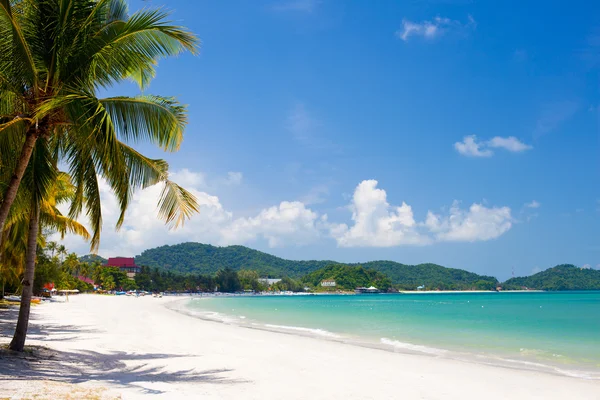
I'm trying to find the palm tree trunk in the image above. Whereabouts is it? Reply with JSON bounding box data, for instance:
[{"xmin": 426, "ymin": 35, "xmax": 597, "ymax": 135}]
[
  {"xmin": 0, "ymin": 130, "xmax": 38, "ymax": 235},
  {"xmin": 9, "ymin": 201, "xmax": 40, "ymax": 352}
]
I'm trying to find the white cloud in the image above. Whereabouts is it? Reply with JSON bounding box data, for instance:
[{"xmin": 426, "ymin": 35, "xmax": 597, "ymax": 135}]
[
  {"xmin": 582, "ymin": 264, "xmax": 592, "ymax": 269},
  {"xmin": 225, "ymin": 171, "xmax": 243, "ymax": 186},
  {"xmin": 223, "ymin": 201, "xmax": 323, "ymax": 248},
  {"xmin": 330, "ymin": 180, "xmax": 513, "ymax": 247},
  {"xmin": 55, "ymin": 174, "xmax": 514, "ymax": 255},
  {"xmin": 330, "ymin": 180, "xmax": 430, "ymax": 247},
  {"xmin": 300, "ymin": 184, "xmax": 330, "ymax": 205},
  {"xmin": 488, "ymin": 136, "xmax": 532, "ymax": 152},
  {"xmin": 455, "ymin": 135, "xmax": 532, "ymax": 157},
  {"xmin": 54, "ymin": 170, "xmax": 324, "ymax": 257},
  {"xmin": 425, "ymin": 201, "xmax": 513, "ymax": 242},
  {"xmin": 396, "ymin": 15, "xmax": 476, "ymax": 42},
  {"xmin": 454, "ymin": 135, "xmax": 493, "ymax": 157},
  {"xmin": 525, "ymin": 200, "xmax": 540, "ymax": 209},
  {"xmin": 272, "ymin": 0, "xmax": 320, "ymax": 13}
]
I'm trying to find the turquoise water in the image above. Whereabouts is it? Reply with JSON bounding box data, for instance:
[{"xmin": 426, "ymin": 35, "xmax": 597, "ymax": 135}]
[{"xmin": 185, "ymin": 292, "xmax": 600, "ymax": 378}]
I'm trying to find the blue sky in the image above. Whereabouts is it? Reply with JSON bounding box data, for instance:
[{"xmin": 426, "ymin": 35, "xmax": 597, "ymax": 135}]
[{"xmin": 66, "ymin": 0, "xmax": 600, "ymax": 280}]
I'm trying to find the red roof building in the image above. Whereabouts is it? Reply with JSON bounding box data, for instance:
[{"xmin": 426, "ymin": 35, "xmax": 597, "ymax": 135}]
[{"xmin": 106, "ymin": 257, "xmax": 141, "ymax": 278}]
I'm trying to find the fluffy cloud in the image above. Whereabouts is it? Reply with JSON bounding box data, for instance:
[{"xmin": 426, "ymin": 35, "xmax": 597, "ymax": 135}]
[
  {"xmin": 488, "ymin": 136, "xmax": 532, "ymax": 152},
  {"xmin": 396, "ymin": 15, "xmax": 476, "ymax": 41},
  {"xmin": 330, "ymin": 180, "xmax": 513, "ymax": 247},
  {"xmin": 454, "ymin": 135, "xmax": 493, "ymax": 157},
  {"xmin": 454, "ymin": 135, "xmax": 532, "ymax": 157},
  {"xmin": 525, "ymin": 200, "xmax": 540, "ymax": 209},
  {"xmin": 56, "ymin": 173, "xmax": 514, "ymax": 255},
  {"xmin": 225, "ymin": 171, "xmax": 243, "ymax": 185},
  {"xmin": 330, "ymin": 180, "xmax": 430, "ymax": 247},
  {"xmin": 222, "ymin": 201, "xmax": 323, "ymax": 248},
  {"xmin": 425, "ymin": 202, "xmax": 513, "ymax": 242},
  {"xmin": 54, "ymin": 170, "xmax": 323, "ymax": 257}
]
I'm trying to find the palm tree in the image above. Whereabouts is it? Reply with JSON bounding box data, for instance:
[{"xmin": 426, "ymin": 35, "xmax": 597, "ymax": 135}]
[
  {"xmin": 0, "ymin": 0, "xmax": 199, "ymax": 243},
  {"xmin": 63, "ymin": 253, "xmax": 80, "ymax": 276},
  {"xmin": 1, "ymin": 165, "xmax": 90, "ymax": 350},
  {"xmin": 2, "ymin": 0, "xmax": 201, "ymax": 352},
  {"xmin": 46, "ymin": 241, "xmax": 57, "ymax": 258},
  {"xmin": 57, "ymin": 245, "xmax": 67, "ymax": 265},
  {"xmin": 0, "ymin": 172, "xmax": 89, "ymax": 290},
  {"xmin": 79, "ymin": 262, "xmax": 90, "ymax": 279}
]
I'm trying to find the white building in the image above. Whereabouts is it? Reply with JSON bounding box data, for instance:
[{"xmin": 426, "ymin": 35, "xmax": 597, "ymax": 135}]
[
  {"xmin": 258, "ymin": 278, "xmax": 282, "ymax": 286},
  {"xmin": 321, "ymin": 279, "xmax": 336, "ymax": 287}
]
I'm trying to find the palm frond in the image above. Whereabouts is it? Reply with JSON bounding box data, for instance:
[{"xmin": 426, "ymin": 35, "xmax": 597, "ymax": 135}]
[
  {"xmin": 0, "ymin": 0, "xmax": 39, "ymax": 91},
  {"xmin": 157, "ymin": 180, "xmax": 199, "ymax": 229},
  {"xmin": 100, "ymin": 95, "xmax": 187, "ymax": 151}
]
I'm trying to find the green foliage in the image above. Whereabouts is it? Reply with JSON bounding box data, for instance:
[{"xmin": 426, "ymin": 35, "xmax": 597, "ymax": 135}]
[
  {"xmin": 238, "ymin": 269, "xmax": 265, "ymax": 292},
  {"xmin": 303, "ymin": 264, "xmax": 392, "ymax": 291},
  {"xmin": 503, "ymin": 265, "xmax": 600, "ymax": 291},
  {"xmin": 215, "ymin": 268, "xmax": 242, "ymax": 293},
  {"xmin": 135, "ymin": 242, "xmax": 333, "ymax": 277},
  {"xmin": 134, "ymin": 265, "xmax": 215, "ymax": 292},
  {"xmin": 55, "ymin": 271, "xmax": 93, "ymax": 292},
  {"xmin": 134, "ymin": 243, "xmax": 498, "ymax": 290},
  {"xmin": 271, "ymin": 277, "xmax": 304, "ymax": 292},
  {"xmin": 32, "ymin": 250, "xmax": 60, "ymax": 294},
  {"xmin": 363, "ymin": 261, "xmax": 498, "ymax": 291},
  {"xmin": 79, "ymin": 254, "xmax": 107, "ymax": 265},
  {"xmin": 99, "ymin": 267, "xmax": 129, "ymax": 290}
]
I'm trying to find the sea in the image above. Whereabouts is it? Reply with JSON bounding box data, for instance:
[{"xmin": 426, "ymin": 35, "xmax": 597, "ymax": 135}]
[{"xmin": 183, "ymin": 291, "xmax": 600, "ymax": 379}]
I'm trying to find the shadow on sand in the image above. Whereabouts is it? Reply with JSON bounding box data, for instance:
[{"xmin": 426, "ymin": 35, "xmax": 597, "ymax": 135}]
[{"xmin": 0, "ymin": 306, "xmax": 242, "ymax": 395}]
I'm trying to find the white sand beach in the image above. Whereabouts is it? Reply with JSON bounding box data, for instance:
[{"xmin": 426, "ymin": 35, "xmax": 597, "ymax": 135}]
[{"xmin": 1, "ymin": 294, "xmax": 598, "ymax": 399}]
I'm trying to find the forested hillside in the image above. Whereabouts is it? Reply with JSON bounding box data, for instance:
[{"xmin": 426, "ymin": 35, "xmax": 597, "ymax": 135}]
[
  {"xmin": 503, "ymin": 265, "xmax": 600, "ymax": 291},
  {"xmin": 135, "ymin": 242, "xmax": 332, "ymax": 277},
  {"xmin": 133, "ymin": 242, "xmax": 498, "ymax": 289},
  {"xmin": 303, "ymin": 264, "xmax": 392, "ymax": 291},
  {"xmin": 78, "ymin": 254, "xmax": 107, "ymax": 265},
  {"xmin": 361, "ymin": 261, "xmax": 498, "ymax": 290}
]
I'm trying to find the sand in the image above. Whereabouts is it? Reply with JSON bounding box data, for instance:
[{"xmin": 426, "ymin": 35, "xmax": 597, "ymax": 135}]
[{"xmin": 1, "ymin": 294, "xmax": 598, "ymax": 399}]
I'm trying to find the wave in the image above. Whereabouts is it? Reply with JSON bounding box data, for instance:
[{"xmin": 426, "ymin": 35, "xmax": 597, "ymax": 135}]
[
  {"xmin": 380, "ymin": 338, "xmax": 448, "ymax": 356},
  {"xmin": 264, "ymin": 324, "xmax": 342, "ymax": 338}
]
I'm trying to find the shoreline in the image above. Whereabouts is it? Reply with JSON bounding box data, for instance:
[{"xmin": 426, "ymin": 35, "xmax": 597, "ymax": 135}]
[
  {"xmin": 1, "ymin": 294, "xmax": 599, "ymax": 399},
  {"xmin": 179, "ymin": 297, "xmax": 599, "ymax": 380}
]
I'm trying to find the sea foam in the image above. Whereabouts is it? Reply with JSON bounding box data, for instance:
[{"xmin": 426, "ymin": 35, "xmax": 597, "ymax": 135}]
[
  {"xmin": 381, "ymin": 338, "xmax": 448, "ymax": 356},
  {"xmin": 264, "ymin": 324, "xmax": 342, "ymax": 338}
]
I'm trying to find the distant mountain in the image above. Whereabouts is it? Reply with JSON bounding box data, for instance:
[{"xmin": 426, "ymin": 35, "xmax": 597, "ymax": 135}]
[
  {"xmin": 135, "ymin": 242, "xmax": 333, "ymax": 277},
  {"xmin": 360, "ymin": 261, "xmax": 498, "ymax": 290},
  {"xmin": 134, "ymin": 242, "xmax": 498, "ymax": 290},
  {"xmin": 79, "ymin": 254, "xmax": 107, "ymax": 265},
  {"xmin": 503, "ymin": 264, "xmax": 600, "ymax": 291}
]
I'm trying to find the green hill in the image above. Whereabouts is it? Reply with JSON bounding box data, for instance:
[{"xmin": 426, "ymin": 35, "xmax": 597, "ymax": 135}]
[
  {"xmin": 78, "ymin": 254, "xmax": 107, "ymax": 265},
  {"xmin": 303, "ymin": 264, "xmax": 392, "ymax": 291},
  {"xmin": 134, "ymin": 242, "xmax": 498, "ymax": 290},
  {"xmin": 135, "ymin": 242, "xmax": 332, "ymax": 277},
  {"xmin": 360, "ymin": 261, "xmax": 498, "ymax": 290},
  {"xmin": 503, "ymin": 264, "xmax": 600, "ymax": 291}
]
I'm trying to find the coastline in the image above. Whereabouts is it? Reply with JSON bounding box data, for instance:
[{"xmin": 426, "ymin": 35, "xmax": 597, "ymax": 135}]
[{"xmin": 1, "ymin": 295, "xmax": 598, "ymax": 399}]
